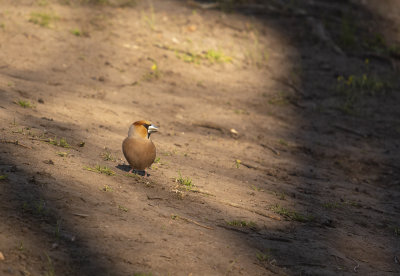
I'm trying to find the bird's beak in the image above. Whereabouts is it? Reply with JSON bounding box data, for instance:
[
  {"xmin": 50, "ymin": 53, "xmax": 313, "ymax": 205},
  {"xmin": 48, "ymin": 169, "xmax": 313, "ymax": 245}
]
[{"xmin": 148, "ymin": 124, "xmax": 159, "ymax": 134}]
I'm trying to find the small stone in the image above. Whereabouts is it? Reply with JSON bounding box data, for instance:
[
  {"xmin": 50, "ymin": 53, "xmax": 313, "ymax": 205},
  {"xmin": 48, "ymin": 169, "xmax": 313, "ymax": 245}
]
[
  {"xmin": 0, "ymin": 251, "xmax": 5, "ymax": 261},
  {"xmin": 38, "ymin": 98, "xmax": 44, "ymax": 104}
]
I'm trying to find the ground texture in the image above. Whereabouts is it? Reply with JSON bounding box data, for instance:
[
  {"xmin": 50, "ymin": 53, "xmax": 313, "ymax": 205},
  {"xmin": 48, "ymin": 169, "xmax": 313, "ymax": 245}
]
[{"xmin": 0, "ymin": 0, "xmax": 400, "ymax": 275}]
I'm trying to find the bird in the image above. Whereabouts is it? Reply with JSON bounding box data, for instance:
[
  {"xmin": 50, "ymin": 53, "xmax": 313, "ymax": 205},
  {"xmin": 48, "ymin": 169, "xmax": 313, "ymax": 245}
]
[{"xmin": 122, "ymin": 120, "xmax": 158, "ymax": 176}]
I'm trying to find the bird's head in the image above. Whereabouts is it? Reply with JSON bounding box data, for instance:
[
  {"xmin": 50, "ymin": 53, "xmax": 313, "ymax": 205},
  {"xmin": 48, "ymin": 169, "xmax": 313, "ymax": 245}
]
[{"xmin": 128, "ymin": 120, "xmax": 159, "ymax": 139}]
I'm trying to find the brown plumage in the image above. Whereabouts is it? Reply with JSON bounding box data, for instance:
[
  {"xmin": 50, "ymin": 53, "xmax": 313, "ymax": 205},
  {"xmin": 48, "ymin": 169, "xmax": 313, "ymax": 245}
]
[{"xmin": 122, "ymin": 120, "xmax": 158, "ymax": 174}]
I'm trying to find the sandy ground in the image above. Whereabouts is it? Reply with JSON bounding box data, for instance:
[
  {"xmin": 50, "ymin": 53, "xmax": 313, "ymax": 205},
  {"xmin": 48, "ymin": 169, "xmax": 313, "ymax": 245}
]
[{"xmin": 0, "ymin": 0, "xmax": 399, "ymax": 275}]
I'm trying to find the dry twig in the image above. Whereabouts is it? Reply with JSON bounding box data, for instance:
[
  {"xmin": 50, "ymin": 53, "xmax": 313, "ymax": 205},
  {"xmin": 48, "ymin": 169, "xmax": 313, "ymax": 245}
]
[
  {"xmin": 261, "ymin": 144, "xmax": 280, "ymax": 156},
  {"xmin": 173, "ymin": 214, "xmax": 214, "ymax": 230}
]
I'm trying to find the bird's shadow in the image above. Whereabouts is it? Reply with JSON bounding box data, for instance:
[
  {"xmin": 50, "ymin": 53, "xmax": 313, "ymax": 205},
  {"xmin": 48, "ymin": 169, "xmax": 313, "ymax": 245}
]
[{"xmin": 115, "ymin": 164, "xmax": 148, "ymax": 176}]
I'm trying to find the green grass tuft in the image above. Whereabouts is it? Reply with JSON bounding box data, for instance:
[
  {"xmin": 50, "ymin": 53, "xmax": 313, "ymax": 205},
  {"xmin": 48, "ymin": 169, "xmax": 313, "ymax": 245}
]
[
  {"xmin": 29, "ymin": 12, "xmax": 59, "ymax": 27},
  {"xmin": 0, "ymin": 175, "xmax": 8, "ymax": 180},
  {"xmin": 84, "ymin": 165, "xmax": 115, "ymax": 176},
  {"xmin": 256, "ymin": 251, "xmax": 271, "ymax": 263},
  {"xmin": 17, "ymin": 100, "xmax": 33, "ymax": 108},
  {"xmin": 227, "ymin": 220, "xmax": 256, "ymax": 228},
  {"xmin": 102, "ymin": 185, "xmax": 113, "ymax": 192},
  {"xmin": 118, "ymin": 205, "xmax": 128, "ymax": 212},
  {"xmin": 204, "ymin": 49, "xmax": 232, "ymax": 63},
  {"xmin": 323, "ymin": 202, "xmax": 341, "ymax": 209},
  {"xmin": 336, "ymin": 73, "xmax": 390, "ymax": 114},
  {"xmin": 176, "ymin": 172, "xmax": 193, "ymax": 190},
  {"xmin": 271, "ymin": 204, "xmax": 312, "ymax": 222},
  {"xmin": 101, "ymin": 151, "xmax": 115, "ymax": 161},
  {"xmin": 71, "ymin": 28, "xmax": 81, "ymax": 36},
  {"xmin": 48, "ymin": 137, "xmax": 70, "ymax": 148}
]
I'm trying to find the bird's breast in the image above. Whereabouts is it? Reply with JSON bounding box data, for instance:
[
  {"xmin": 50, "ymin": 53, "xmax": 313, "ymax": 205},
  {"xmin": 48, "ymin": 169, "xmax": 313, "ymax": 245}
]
[{"xmin": 122, "ymin": 137, "xmax": 156, "ymax": 170}]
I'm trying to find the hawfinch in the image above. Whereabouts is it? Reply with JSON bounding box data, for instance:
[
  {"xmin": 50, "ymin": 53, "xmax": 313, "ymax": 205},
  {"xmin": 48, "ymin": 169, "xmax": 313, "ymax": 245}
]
[{"xmin": 122, "ymin": 120, "xmax": 158, "ymax": 175}]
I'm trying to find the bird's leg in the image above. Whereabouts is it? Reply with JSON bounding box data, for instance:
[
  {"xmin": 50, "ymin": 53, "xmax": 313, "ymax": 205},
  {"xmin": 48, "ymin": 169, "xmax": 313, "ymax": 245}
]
[{"xmin": 128, "ymin": 168, "xmax": 134, "ymax": 174}]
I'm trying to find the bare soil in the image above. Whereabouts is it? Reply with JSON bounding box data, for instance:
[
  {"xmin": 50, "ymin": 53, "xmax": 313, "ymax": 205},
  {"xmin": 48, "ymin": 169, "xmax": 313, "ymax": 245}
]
[{"xmin": 0, "ymin": 0, "xmax": 399, "ymax": 275}]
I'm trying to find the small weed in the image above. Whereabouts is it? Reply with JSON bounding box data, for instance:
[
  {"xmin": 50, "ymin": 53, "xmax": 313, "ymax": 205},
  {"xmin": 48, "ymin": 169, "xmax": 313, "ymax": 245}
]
[
  {"xmin": 84, "ymin": 165, "xmax": 115, "ymax": 176},
  {"xmin": 363, "ymin": 33, "xmax": 400, "ymax": 56},
  {"xmin": 36, "ymin": 199, "xmax": 45, "ymax": 214},
  {"xmin": 142, "ymin": 61, "xmax": 160, "ymax": 81},
  {"xmin": 12, "ymin": 128, "xmax": 24, "ymax": 134},
  {"xmin": 143, "ymin": 3, "xmax": 156, "ymax": 30},
  {"xmin": 17, "ymin": 242, "xmax": 24, "ymax": 251},
  {"xmin": 49, "ymin": 137, "xmax": 70, "ymax": 148},
  {"xmin": 29, "ymin": 12, "xmax": 59, "ymax": 28},
  {"xmin": 17, "ymin": 100, "xmax": 33, "ymax": 108},
  {"xmin": 278, "ymin": 139, "xmax": 288, "ymax": 146},
  {"xmin": 345, "ymin": 200, "xmax": 361, "ymax": 208},
  {"xmin": 256, "ymin": 251, "xmax": 271, "ymax": 263},
  {"xmin": 59, "ymin": 138, "xmax": 69, "ymax": 148},
  {"xmin": 101, "ymin": 151, "xmax": 115, "ymax": 161},
  {"xmin": 0, "ymin": 23, "xmax": 5, "ymax": 29},
  {"xmin": 394, "ymin": 227, "xmax": 400, "ymax": 236},
  {"xmin": 173, "ymin": 47, "xmax": 232, "ymax": 65},
  {"xmin": 234, "ymin": 109, "xmax": 249, "ymax": 115},
  {"xmin": 102, "ymin": 185, "xmax": 113, "ymax": 192},
  {"xmin": 336, "ymin": 73, "xmax": 390, "ymax": 114},
  {"xmin": 57, "ymin": 152, "xmax": 68, "ymax": 157},
  {"xmin": 118, "ymin": 205, "xmax": 128, "ymax": 212},
  {"xmin": 274, "ymin": 191, "xmax": 286, "ymax": 200},
  {"xmin": 176, "ymin": 51, "xmax": 201, "ymax": 64},
  {"xmin": 154, "ymin": 157, "xmax": 161, "ymax": 163},
  {"xmin": 204, "ymin": 49, "xmax": 232, "ymax": 63},
  {"xmin": 271, "ymin": 204, "xmax": 311, "ymax": 222},
  {"xmin": 0, "ymin": 174, "xmax": 8, "ymax": 180},
  {"xmin": 323, "ymin": 202, "xmax": 341, "ymax": 209},
  {"xmin": 268, "ymin": 92, "xmax": 290, "ymax": 105},
  {"xmin": 251, "ymin": 185, "xmax": 263, "ymax": 192},
  {"xmin": 71, "ymin": 28, "xmax": 81, "ymax": 36},
  {"xmin": 44, "ymin": 253, "xmax": 55, "ymax": 276},
  {"xmin": 176, "ymin": 172, "xmax": 193, "ymax": 190},
  {"xmin": 227, "ymin": 220, "xmax": 257, "ymax": 228},
  {"xmin": 235, "ymin": 159, "xmax": 241, "ymax": 168}
]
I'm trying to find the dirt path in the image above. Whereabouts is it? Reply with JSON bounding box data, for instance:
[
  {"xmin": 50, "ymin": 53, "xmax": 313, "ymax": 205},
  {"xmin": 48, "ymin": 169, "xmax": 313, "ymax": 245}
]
[{"xmin": 0, "ymin": 0, "xmax": 399, "ymax": 275}]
